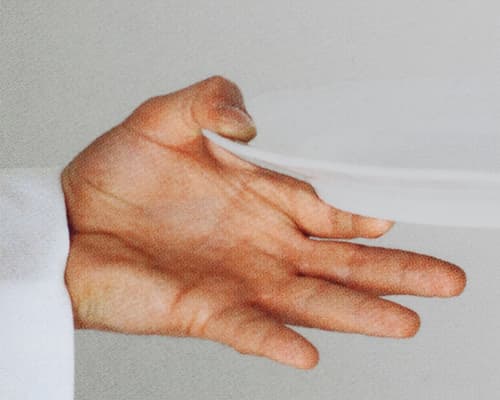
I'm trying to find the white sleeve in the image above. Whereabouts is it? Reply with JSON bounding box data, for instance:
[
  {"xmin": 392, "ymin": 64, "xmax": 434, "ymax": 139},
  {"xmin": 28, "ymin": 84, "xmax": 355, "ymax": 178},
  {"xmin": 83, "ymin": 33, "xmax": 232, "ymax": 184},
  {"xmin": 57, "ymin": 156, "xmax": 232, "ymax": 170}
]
[{"xmin": 0, "ymin": 167, "xmax": 74, "ymax": 400}]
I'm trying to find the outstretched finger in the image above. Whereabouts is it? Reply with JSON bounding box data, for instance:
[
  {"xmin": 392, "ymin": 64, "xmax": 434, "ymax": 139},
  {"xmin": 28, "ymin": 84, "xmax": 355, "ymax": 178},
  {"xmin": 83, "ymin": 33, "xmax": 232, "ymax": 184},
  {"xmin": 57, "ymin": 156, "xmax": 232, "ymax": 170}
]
[
  {"xmin": 248, "ymin": 171, "xmax": 394, "ymax": 239},
  {"xmin": 200, "ymin": 305, "xmax": 319, "ymax": 369},
  {"xmin": 297, "ymin": 240, "xmax": 466, "ymax": 297},
  {"xmin": 259, "ymin": 276, "xmax": 421, "ymax": 338}
]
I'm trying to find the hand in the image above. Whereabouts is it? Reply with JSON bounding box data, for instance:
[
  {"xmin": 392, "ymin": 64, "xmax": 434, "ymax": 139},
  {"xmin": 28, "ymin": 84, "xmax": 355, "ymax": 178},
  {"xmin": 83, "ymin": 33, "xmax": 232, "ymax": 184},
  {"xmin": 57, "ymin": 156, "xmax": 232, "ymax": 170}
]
[{"xmin": 62, "ymin": 76, "xmax": 466, "ymax": 369}]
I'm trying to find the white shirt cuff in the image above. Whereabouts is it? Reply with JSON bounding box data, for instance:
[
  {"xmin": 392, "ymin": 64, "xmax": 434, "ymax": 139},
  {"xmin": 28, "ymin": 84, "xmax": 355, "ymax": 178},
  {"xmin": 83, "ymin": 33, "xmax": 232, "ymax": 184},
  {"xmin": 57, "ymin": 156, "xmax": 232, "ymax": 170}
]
[{"xmin": 0, "ymin": 167, "xmax": 74, "ymax": 399}]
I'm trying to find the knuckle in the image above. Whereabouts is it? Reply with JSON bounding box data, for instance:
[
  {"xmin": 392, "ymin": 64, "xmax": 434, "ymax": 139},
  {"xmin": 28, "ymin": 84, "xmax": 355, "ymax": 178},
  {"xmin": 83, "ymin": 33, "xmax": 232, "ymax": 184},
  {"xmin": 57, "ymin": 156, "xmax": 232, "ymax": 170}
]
[
  {"xmin": 232, "ymin": 312, "xmax": 266, "ymax": 352},
  {"xmin": 290, "ymin": 236, "xmax": 317, "ymax": 269},
  {"xmin": 135, "ymin": 95, "xmax": 158, "ymax": 110},
  {"xmin": 168, "ymin": 284, "xmax": 195, "ymax": 316},
  {"xmin": 325, "ymin": 205, "xmax": 344, "ymax": 228},
  {"xmin": 255, "ymin": 273, "xmax": 293, "ymax": 305},
  {"xmin": 343, "ymin": 243, "xmax": 370, "ymax": 266},
  {"xmin": 292, "ymin": 181, "xmax": 321, "ymax": 211},
  {"xmin": 293, "ymin": 179, "xmax": 317, "ymax": 197},
  {"xmin": 253, "ymin": 324, "xmax": 277, "ymax": 356},
  {"xmin": 141, "ymin": 95, "xmax": 167, "ymax": 114},
  {"xmin": 124, "ymin": 95, "xmax": 164, "ymax": 127},
  {"xmin": 205, "ymin": 75, "xmax": 241, "ymax": 96},
  {"xmin": 144, "ymin": 94, "xmax": 162, "ymax": 105},
  {"xmin": 207, "ymin": 74, "xmax": 230, "ymax": 86},
  {"xmin": 297, "ymin": 280, "xmax": 330, "ymax": 311},
  {"xmin": 265, "ymin": 172, "xmax": 319, "ymax": 210},
  {"xmin": 351, "ymin": 295, "xmax": 378, "ymax": 318},
  {"xmin": 188, "ymin": 299, "xmax": 230, "ymax": 338},
  {"xmin": 396, "ymin": 253, "xmax": 413, "ymax": 286},
  {"xmin": 194, "ymin": 306, "xmax": 226, "ymax": 338}
]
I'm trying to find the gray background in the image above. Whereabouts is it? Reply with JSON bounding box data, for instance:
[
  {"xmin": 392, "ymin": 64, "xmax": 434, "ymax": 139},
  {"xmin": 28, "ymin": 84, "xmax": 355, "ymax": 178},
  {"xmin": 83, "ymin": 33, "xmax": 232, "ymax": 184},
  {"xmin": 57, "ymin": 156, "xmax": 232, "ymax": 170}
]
[{"xmin": 2, "ymin": 1, "xmax": 500, "ymax": 399}]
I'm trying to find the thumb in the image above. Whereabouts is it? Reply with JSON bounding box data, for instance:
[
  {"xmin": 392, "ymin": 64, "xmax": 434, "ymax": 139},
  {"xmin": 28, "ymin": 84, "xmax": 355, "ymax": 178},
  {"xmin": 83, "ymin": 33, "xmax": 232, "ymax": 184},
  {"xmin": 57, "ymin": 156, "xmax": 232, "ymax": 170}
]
[{"xmin": 122, "ymin": 75, "xmax": 257, "ymax": 147}]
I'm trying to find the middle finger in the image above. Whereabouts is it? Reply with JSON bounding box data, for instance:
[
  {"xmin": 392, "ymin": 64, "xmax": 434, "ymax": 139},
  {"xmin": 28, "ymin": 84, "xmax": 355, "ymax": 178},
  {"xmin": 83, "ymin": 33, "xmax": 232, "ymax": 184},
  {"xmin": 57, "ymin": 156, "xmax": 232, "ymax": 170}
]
[{"xmin": 295, "ymin": 239, "xmax": 466, "ymax": 297}]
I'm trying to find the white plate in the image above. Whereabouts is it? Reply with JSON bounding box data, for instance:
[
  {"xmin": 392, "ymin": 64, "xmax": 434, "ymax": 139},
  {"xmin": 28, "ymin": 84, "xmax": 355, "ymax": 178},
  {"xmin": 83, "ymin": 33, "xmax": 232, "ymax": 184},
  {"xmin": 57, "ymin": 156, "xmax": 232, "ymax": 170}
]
[{"xmin": 203, "ymin": 77, "xmax": 500, "ymax": 228}]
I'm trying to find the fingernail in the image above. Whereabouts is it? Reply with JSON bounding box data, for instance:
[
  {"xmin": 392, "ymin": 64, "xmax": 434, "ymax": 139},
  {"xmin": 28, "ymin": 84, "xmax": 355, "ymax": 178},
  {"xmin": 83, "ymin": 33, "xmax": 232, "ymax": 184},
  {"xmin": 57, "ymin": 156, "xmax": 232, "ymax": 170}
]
[
  {"xmin": 373, "ymin": 219, "xmax": 394, "ymax": 232},
  {"xmin": 230, "ymin": 106, "xmax": 255, "ymax": 124},
  {"xmin": 221, "ymin": 106, "xmax": 257, "ymax": 141}
]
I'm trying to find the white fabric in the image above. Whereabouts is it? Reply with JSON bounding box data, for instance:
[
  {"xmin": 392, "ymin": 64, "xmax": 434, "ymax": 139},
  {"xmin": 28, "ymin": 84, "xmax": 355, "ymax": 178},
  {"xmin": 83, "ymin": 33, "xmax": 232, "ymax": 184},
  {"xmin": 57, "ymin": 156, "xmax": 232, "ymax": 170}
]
[{"xmin": 0, "ymin": 167, "xmax": 74, "ymax": 399}]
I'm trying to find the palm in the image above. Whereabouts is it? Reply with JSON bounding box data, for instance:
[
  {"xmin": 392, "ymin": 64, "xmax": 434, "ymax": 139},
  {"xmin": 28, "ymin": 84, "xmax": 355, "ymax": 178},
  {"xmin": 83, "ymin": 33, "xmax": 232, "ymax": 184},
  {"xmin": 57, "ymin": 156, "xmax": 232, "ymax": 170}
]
[{"xmin": 62, "ymin": 76, "xmax": 466, "ymax": 369}]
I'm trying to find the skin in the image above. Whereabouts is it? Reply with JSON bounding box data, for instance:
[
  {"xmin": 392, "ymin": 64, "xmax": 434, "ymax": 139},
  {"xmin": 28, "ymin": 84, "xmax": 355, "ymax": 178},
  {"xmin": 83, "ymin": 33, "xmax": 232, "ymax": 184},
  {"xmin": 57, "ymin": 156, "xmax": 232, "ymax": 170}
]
[{"xmin": 62, "ymin": 75, "xmax": 466, "ymax": 370}]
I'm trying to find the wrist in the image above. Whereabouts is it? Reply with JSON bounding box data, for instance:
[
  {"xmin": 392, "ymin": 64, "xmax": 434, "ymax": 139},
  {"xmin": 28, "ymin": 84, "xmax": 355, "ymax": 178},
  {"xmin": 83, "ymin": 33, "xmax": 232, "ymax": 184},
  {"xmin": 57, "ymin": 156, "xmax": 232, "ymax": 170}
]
[{"xmin": 61, "ymin": 166, "xmax": 84, "ymax": 329}]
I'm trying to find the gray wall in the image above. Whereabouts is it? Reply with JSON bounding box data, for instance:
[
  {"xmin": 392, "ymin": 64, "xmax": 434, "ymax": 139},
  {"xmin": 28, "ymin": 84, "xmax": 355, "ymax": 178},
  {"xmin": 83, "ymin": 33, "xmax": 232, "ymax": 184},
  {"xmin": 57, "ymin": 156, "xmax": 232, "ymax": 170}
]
[{"xmin": 2, "ymin": 1, "xmax": 500, "ymax": 399}]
